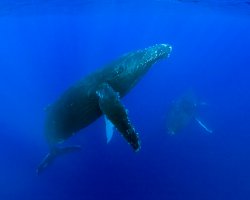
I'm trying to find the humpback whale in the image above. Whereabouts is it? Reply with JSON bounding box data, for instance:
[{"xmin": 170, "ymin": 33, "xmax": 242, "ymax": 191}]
[
  {"xmin": 166, "ymin": 90, "xmax": 212, "ymax": 135},
  {"xmin": 37, "ymin": 44, "xmax": 172, "ymax": 174}
]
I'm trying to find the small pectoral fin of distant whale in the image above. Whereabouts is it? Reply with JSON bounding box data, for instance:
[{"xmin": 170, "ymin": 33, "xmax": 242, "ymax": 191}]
[
  {"xmin": 105, "ymin": 115, "xmax": 114, "ymax": 143},
  {"xmin": 195, "ymin": 118, "xmax": 213, "ymax": 134},
  {"xmin": 96, "ymin": 83, "xmax": 141, "ymax": 151},
  {"xmin": 36, "ymin": 145, "xmax": 81, "ymax": 175}
]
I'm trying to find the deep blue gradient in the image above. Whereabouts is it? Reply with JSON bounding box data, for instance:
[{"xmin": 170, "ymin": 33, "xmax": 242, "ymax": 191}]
[{"xmin": 0, "ymin": 1, "xmax": 250, "ymax": 200}]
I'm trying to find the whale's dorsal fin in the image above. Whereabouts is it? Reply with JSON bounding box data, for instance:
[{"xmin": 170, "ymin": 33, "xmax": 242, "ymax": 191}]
[
  {"xmin": 96, "ymin": 83, "xmax": 141, "ymax": 151},
  {"xmin": 104, "ymin": 115, "xmax": 114, "ymax": 143}
]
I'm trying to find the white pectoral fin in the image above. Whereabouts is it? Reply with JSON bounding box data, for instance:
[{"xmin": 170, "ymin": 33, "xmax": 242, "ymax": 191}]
[
  {"xmin": 105, "ymin": 115, "xmax": 114, "ymax": 143},
  {"xmin": 195, "ymin": 118, "xmax": 213, "ymax": 134}
]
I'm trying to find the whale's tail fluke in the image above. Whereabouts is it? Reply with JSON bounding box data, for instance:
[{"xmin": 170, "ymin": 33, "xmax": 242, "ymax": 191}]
[{"xmin": 36, "ymin": 145, "xmax": 81, "ymax": 175}]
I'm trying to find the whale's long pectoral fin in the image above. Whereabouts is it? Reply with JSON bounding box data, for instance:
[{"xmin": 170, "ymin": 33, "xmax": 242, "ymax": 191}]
[
  {"xmin": 96, "ymin": 83, "xmax": 141, "ymax": 151},
  {"xmin": 195, "ymin": 118, "xmax": 213, "ymax": 134},
  {"xmin": 36, "ymin": 145, "xmax": 81, "ymax": 175}
]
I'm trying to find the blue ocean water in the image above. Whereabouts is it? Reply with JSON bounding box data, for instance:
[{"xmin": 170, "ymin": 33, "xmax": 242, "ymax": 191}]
[{"xmin": 0, "ymin": 1, "xmax": 250, "ymax": 199}]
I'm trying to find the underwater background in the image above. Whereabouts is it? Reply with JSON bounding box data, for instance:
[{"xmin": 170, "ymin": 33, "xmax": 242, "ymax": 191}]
[{"xmin": 0, "ymin": 0, "xmax": 250, "ymax": 199}]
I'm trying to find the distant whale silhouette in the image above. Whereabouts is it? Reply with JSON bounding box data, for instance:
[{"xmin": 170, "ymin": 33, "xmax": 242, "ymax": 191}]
[
  {"xmin": 166, "ymin": 90, "xmax": 212, "ymax": 135},
  {"xmin": 37, "ymin": 44, "xmax": 172, "ymax": 174}
]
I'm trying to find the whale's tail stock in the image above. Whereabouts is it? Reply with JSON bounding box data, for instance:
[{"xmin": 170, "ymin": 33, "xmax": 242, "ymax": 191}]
[{"xmin": 36, "ymin": 145, "xmax": 81, "ymax": 175}]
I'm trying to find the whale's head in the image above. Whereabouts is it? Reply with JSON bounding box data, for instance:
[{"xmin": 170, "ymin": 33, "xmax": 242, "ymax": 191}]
[
  {"xmin": 127, "ymin": 44, "xmax": 172, "ymax": 82},
  {"xmin": 121, "ymin": 43, "xmax": 172, "ymax": 75},
  {"xmin": 110, "ymin": 43, "xmax": 172, "ymax": 96},
  {"xmin": 141, "ymin": 43, "xmax": 172, "ymax": 65},
  {"xmin": 129, "ymin": 43, "xmax": 172, "ymax": 76}
]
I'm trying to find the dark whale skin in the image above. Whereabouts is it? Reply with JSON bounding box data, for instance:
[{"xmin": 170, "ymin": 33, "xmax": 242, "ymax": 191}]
[{"xmin": 44, "ymin": 44, "xmax": 172, "ymax": 145}]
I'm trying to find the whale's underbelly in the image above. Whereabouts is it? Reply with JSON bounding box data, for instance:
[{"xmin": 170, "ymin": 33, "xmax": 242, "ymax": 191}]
[{"xmin": 45, "ymin": 83, "xmax": 103, "ymax": 143}]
